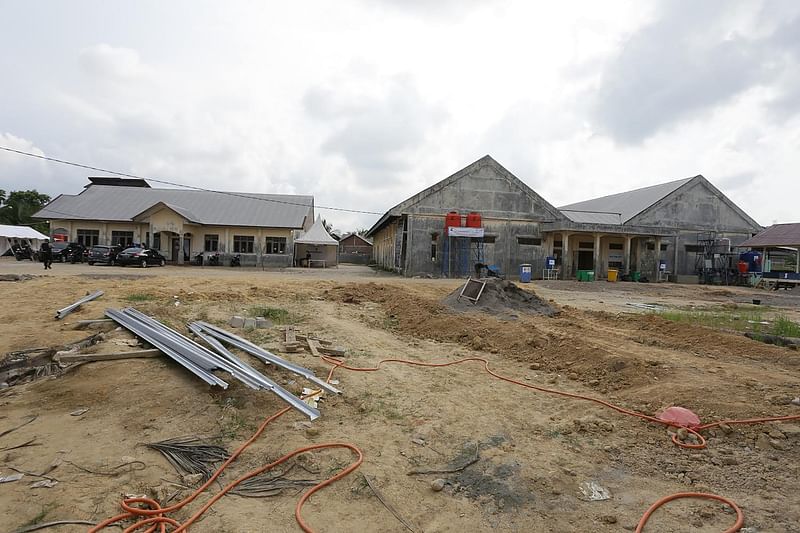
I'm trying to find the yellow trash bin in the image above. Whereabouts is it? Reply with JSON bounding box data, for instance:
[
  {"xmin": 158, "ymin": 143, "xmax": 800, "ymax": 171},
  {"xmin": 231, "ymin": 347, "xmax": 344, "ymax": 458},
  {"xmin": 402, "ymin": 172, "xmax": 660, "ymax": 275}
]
[{"xmin": 607, "ymin": 269, "xmax": 618, "ymax": 282}]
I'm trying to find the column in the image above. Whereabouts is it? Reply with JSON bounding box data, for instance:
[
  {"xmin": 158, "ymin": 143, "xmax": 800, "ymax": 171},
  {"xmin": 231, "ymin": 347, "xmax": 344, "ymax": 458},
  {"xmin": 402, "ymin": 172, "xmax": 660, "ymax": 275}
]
[
  {"xmin": 561, "ymin": 233, "xmax": 571, "ymax": 279},
  {"xmin": 593, "ymin": 233, "xmax": 601, "ymax": 281},
  {"xmin": 654, "ymin": 236, "xmax": 662, "ymax": 280},
  {"xmin": 178, "ymin": 224, "xmax": 185, "ymax": 265},
  {"xmin": 623, "ymin": 235, "xmax": 632, "ymax": 274},
  {"xmin": 673, "ymin": 235, "xmax": 679, "ymax": 278}
]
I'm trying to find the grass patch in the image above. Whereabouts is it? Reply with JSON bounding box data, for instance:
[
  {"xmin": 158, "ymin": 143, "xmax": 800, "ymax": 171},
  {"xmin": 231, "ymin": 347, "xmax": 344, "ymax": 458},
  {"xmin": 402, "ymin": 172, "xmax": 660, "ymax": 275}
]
[
  {"xmin": 248, "ymin": 306, "xmax": 290, "ymax": 323},
  {"xmin": 125, "ymin": 293, "xmax": 156, "ymax": 302},
  {"xmin": 657, "ymin": 308, "xmax": 800, "ymax": 337},
  {"xmin": 656, "ymin": 309, "xmax": 764, "ymax": 332},
  {"xmin": 772, "ymin": 315, "xmax": 800, "ymax": 337}
]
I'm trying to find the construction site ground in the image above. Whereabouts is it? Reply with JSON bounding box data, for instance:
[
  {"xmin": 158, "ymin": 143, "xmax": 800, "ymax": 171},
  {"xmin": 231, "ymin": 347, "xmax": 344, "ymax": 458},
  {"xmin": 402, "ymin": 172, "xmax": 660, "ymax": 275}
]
[{"xmin": 1, "ymin": 259, "xmax": 799, "ymax": 532}]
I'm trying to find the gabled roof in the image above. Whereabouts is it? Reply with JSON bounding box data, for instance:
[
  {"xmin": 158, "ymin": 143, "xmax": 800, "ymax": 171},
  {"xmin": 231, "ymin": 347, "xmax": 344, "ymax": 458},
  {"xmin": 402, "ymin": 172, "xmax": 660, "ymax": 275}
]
[
  {"xmin": 366, "ymin": 155, "xmax": 563, "ymax": 236},
  {"xmin": 34, "ymin": 184, "xmax": 313, "ymax": 229},
  {"xmin": 339, "ymin": 232, "xmax": 373, "ymax": 245},
  {"xmin": 295, "ymin": 216, "xmax": 338, "ymax": 245},
  {"xmin": 559, "ymin": 176, "xmax": 695, "ymax": 224},
  {"xmin": 740, "ymin": 223, "xmax": 800, "ymax": 248},
  {"xmin": 132, "ymin": 202, "xmax": 201, "ymax": 224}
]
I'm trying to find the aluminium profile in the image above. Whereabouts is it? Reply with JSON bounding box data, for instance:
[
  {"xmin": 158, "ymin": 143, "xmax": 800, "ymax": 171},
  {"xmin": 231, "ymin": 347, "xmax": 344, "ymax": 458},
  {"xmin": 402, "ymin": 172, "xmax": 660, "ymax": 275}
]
[
  {"xmin": 193, "ymin": 321, "xmax": 341, "ymax": 395},
  {"xmin": 118, "ymin": 309, "xmax": 268, "ymax": 391},
  {"xmin": 105, "ymin": 308, "xmax": 228, "ymax": 389},
  {"xmin": 56, "ymin": 291, "xmax": 104, "ymax": 320},
  {"xmin": 188, "ymin": 322, "xmax": 320, "ymax": 420}
]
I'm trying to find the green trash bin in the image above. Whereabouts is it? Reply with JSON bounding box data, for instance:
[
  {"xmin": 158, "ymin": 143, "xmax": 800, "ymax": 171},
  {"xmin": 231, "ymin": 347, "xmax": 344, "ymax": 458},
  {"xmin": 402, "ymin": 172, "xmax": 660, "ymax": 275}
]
[
  {"xmin": 632, "ymin": 271, "xmax": 641, "ymax": 282},
  {"xmin": 576, "ymin": 270, "xmax": 586, "ymax": 281},
  {"xmin": 587, "ymin": 271, "xmax": 595, "ymax": 282}
]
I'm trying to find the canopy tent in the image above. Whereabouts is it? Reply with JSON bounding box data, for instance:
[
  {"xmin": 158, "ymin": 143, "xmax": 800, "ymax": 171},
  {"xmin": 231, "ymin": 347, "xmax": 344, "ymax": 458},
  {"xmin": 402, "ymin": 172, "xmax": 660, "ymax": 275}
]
[
  {"xmin": 0, "ymin": 224, "xmax": 49, "ymax": 257},
  {"xmin": 293, "ymin": 216, "xmax": 338, "ymax": 267}
]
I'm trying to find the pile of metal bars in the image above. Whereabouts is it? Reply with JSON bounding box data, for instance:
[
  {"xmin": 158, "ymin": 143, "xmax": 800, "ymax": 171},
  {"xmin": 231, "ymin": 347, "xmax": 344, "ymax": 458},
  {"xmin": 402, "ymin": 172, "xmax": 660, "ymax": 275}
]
[{"xmin": 105, "ymin": 308, "xmax": 336, "ymax": 420}]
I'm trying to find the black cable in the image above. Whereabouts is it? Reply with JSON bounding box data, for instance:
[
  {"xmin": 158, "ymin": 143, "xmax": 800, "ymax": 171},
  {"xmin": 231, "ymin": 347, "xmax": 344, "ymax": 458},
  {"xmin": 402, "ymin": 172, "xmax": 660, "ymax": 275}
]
[{"xmin": 0, "ymin": 145, "xmax": 384, "ymax": 215}]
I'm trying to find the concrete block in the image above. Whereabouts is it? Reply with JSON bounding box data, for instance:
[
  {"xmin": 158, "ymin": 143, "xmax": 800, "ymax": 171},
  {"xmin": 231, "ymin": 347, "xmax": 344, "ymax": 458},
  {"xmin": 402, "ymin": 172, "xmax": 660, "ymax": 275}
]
[
  {"xmin": 244, "ymin": 318, "xmax": 257, "ymax": 329},
  {"xmin": 229, "ymin": 316, "xmax": 245, "ymax": 328},
  {"xmin": 255, "ymin": 317, "xmax": 273, "ymax": 329}
]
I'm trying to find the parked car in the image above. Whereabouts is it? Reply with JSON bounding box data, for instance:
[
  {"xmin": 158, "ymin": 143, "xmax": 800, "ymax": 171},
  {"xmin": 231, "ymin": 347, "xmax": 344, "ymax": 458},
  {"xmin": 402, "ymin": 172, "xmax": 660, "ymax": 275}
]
[
  {"xmin": 47, "ymin": 242, "xmax": 85, "ymax": 263},
  {"xmin": 116, "ymin": 247, "xmax": 167, "ymax": 267},
  {"xmin": 87, "ymin": 245, "xmax": 122, "ymax": 266}
]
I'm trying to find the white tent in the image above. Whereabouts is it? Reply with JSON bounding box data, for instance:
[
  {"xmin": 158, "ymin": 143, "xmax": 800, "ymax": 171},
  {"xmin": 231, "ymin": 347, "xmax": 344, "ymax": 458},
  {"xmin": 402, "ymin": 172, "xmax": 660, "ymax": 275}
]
[
  {"xmin": 0, "ymin": 224, "xmax": 49, "ymax": 257},
  {"xmin": 293, "ymin": 216, "xmax": 338, "ymax": 267}
]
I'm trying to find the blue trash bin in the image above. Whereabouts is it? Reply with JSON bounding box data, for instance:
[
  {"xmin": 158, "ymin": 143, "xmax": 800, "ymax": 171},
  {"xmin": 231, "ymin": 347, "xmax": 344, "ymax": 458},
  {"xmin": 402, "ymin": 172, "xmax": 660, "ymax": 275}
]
[{"xmin": 519, "ymin": 264, "xmax": 532, "ymax": 283}]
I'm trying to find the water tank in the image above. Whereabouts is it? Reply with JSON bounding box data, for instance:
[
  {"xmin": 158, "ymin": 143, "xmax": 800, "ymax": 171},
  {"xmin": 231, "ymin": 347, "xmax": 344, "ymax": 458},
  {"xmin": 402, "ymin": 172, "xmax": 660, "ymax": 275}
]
[
  {"xmin": 466, "ymin": 212, "xmax": 482, "ymax": 228},
  {"xmin": 445, "ymin": 211, "xmax": 462, "ymax": 228}
]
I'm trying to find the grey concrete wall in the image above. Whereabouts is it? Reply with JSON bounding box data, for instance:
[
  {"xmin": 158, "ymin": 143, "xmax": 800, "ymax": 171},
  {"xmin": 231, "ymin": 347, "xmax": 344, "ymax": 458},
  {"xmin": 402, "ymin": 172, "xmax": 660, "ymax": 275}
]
[
  {"xmin": 406, "ymin": 215, "xmax": 547, "ymax": 278},
  {"xmin": 407, "ymin": 163, "xmax": 556, "ymax": 219},
  {"xmin": 394, "ymin": 162, "xmax": 555, "ymax": 278}
]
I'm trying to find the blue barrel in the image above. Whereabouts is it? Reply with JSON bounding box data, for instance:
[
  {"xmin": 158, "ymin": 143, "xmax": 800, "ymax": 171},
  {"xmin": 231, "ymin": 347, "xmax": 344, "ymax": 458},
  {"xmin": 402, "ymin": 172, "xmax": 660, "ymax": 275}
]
[{"xmin": 519, "ymin": 263, "xmax": 532, "ymax": 283}]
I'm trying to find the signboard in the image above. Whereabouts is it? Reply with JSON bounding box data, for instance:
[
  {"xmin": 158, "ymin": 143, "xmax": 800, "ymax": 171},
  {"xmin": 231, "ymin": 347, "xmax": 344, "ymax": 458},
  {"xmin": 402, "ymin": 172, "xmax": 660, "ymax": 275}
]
[{"xmin": 448, "ymin": 227, "xmax": 485, "ymax": 238}]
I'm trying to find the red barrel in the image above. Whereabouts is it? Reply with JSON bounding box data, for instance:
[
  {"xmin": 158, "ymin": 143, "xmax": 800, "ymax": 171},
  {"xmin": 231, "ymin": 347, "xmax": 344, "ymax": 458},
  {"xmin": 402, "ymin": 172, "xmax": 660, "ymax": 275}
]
[
  {"xmin": 445, "ymin": 211, "xmax": 462, "ymax": 228},
  {"xmin": 466, "ymin": 212, "xmax": 482, "ymax": 228}
]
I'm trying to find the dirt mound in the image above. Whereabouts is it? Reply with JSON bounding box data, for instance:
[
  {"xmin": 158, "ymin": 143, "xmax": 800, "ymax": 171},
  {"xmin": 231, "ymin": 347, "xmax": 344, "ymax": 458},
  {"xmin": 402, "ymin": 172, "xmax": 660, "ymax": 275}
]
[{"xmin": 442, "ymin": 278, "xmax": 557, "ymax": 317}]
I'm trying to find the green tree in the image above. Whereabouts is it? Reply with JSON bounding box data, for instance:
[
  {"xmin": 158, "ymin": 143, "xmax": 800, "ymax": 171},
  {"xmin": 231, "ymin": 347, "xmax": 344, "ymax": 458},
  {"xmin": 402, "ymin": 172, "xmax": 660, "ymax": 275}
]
[{"xmin": 0, "ymin": 190, "xmax": 51, "ymax": 234}]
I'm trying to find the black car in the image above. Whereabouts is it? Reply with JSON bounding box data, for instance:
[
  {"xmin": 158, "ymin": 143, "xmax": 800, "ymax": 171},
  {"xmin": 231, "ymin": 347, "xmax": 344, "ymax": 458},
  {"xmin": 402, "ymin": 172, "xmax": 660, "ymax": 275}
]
[
  {"xmin": 116, "ymin": 247, "xmax": 167, "ymax": 267},
  {"xmin": 87, "ymin": 245, "xmax": 122, "ymax": 265},
  {"xmin": 48, "ymin": 242, "xmax": 85, "ymax": 263}
]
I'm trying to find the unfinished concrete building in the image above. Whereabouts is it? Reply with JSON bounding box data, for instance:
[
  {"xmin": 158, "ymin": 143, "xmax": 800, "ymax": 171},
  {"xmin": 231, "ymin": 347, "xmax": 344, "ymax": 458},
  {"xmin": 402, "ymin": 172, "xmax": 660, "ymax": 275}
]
[
  {"xmin": 367, "ymin": 156, "xmax": 563, "ymax": 278},
  {"xmin": 558, "ymin": 175, "xmax": 762, "ymax": 281},
  {"xmin": 368, "ymin": 156, "xmax": 762, "ymax": 280}
]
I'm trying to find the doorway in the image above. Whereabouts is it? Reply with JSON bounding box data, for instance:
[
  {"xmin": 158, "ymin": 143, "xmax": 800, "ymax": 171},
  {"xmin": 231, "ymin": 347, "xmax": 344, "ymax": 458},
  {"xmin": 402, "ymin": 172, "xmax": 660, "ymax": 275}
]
[
  {"xmin": 577, "ymin": 250, "xmax": 594, "ymax": 270},
  {"xmin": 171, "ymin": 237, "xmax": 179, "ymax": 262}
]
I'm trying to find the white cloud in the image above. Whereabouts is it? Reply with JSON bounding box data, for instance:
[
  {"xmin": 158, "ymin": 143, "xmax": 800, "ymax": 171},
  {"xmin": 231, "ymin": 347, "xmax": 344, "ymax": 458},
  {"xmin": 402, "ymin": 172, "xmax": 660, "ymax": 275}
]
[{"xmin": 0, "ymin": 0, "xmax": 798, "ymax": 232}]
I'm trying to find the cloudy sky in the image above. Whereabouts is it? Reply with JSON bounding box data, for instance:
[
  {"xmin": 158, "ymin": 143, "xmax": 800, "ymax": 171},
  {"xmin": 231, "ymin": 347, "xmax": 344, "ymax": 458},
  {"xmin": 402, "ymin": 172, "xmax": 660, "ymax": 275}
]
[{"xmin": 1, "ymin": 0, "xmax": 799, "ymax": 231}]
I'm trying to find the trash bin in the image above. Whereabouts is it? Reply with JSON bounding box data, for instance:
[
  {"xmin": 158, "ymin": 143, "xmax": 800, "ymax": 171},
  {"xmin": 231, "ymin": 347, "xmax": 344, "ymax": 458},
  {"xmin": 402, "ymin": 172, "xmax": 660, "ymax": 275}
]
[
  {"xmin": 519, "ymin": 264, "xmax": 532, "ymax": 283},
  {"xmin": 632, "ymin": 271, "xmax": 641, "ymax": 282},
  {"xmin": 586, "ymin": 271, "xmax": 595, "ymax": 282},
  {"xmin": 576, "ymin": 270, "xmax": 585, "ymax": 281},
  {"xmin": 607, "ymin": 269, "xmax": 618, "ymax": 282}
]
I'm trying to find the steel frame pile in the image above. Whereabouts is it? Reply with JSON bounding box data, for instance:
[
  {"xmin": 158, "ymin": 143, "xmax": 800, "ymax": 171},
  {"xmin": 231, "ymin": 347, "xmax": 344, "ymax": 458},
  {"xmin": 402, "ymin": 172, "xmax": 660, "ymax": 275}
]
[
  {"xmin": 56, "ymin": 290, "xmax": 104, "ymax": 320},
  {"xmin": 105, "ymin": 308, "xmax": 329, "ymax": 419},
  {"xmin": 189, "ymin": 321, "xmax": 341, "ymax": 395}
]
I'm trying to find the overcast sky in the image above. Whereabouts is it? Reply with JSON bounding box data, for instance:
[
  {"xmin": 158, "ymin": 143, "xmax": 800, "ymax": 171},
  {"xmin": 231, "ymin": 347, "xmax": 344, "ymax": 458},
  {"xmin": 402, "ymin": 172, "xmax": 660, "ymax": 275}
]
[{"xmin": 1, "ymin": 0, "xmax": 799, "ymax": 231}]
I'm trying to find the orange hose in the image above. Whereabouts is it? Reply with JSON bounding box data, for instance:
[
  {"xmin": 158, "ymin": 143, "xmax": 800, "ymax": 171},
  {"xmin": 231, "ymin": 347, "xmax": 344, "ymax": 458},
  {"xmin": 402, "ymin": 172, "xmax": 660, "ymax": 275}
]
[
  {"xmin": 93, "ymin": 351, "xmax": 796, "ymax": 532},
  {"xmin": 320, "ymin": 354, "xmax": 800, "ymax": 450},
  {"xmin": 635, "ymin": 492, "xmax": 744, "ymax": 532},
  {"xmin": 91, "ymin": 406, "xmax": 363, "ymax": 533}
]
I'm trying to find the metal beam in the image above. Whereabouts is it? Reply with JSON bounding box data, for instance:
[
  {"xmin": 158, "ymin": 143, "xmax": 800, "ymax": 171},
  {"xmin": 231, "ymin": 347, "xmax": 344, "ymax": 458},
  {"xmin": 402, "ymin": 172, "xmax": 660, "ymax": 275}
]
[
  {"xmin": 56, "ymin": 291, "xmax": 104, "ymax": 320},
  {"xmin": 193, "ymin": 321, "xmax": 341, "ymax": 395}
]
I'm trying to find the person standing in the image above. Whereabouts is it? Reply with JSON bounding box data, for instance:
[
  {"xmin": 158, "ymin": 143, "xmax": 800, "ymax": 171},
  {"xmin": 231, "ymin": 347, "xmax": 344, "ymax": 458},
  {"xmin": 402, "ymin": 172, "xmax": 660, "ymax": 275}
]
[{"xmin": 40, "ymin": 239, "xmax": 52, "ymax": 270}]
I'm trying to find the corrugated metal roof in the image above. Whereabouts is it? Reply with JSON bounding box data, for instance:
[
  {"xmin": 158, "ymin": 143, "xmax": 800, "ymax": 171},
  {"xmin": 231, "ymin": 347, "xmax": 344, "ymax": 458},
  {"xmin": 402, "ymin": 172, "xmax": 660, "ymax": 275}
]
[
  {"xmin": 295, "ymin": 216, "xmax": 338, "ymax": 245},
  {"xmin": 34, "ymin": 185, "xmax": 313, "ymax": 228},
  {"xmin": 556, "ymin": 210, "xmax": 623, "ymax": 225},
  {"xmin": 559, "ymin": 176, "xmax": 695, "ymax": 224},
  {"xmin": 740, "ymin": 223, "xmax": 800, "ymax": 248}
]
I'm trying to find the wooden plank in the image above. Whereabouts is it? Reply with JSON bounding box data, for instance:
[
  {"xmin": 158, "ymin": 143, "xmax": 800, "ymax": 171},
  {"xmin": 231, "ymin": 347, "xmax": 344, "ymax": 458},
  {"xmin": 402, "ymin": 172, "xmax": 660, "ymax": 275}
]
[
  {"xmin": 306, "ymin": 339, "xmax": 320, "ymax": 357},
  {"xmin": 55, "ymin": 349, "xmax": 162, "ymax": 364},
  {"xmin": 317, "ymin": 346, "xmax": 346, "ymax": 356},
  {"xmin": 296, "ymin": 334, "xmax": 333, "ymax": 346}
]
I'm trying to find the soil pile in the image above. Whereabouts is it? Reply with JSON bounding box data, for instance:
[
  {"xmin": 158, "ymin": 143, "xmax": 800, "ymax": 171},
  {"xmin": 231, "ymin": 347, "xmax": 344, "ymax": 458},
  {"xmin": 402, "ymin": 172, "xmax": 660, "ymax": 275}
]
[{"xmin": 442, "ymin": 278, "xmax": 557, "ymax": 317}]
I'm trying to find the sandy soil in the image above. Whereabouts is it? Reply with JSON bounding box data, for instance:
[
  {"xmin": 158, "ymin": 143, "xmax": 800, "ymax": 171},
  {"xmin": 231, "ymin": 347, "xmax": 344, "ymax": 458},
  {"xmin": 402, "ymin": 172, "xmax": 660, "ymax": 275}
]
[{"xmin": 1, "ymin": 258, "xmax": 799, "ymax": 532}]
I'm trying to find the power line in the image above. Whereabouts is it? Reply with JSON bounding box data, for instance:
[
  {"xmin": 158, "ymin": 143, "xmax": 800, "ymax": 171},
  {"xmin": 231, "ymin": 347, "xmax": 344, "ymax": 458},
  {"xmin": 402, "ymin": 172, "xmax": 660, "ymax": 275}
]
[{"xmin": 0, "ymin": 145, "xmax": 384, "ymax": 216}]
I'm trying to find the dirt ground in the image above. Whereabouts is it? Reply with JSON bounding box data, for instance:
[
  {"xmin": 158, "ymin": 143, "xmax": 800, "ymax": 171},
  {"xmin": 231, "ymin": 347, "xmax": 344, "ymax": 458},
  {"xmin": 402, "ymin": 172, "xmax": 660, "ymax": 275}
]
[{"xmin": 1, "ymin": 258, "xmax": 799, "ymax": 532}]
